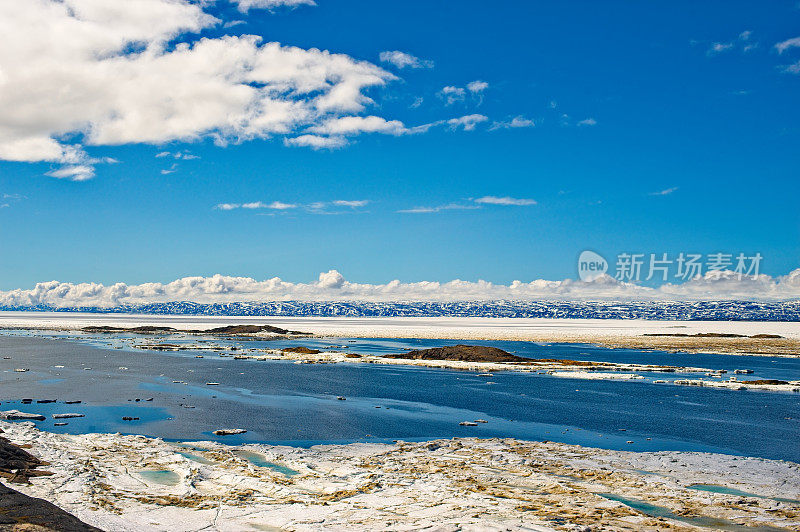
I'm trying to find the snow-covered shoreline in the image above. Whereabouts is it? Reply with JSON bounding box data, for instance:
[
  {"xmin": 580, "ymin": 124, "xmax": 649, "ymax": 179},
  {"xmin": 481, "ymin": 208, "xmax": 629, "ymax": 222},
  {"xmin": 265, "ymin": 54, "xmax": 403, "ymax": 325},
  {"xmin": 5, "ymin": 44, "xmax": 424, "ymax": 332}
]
[
  {"xmin": 2, "ymin": 421, "xmax": 798, "ymax": 531},
  {"xmin": 1, "ymin": 310, "xmax": 799, "ymax": 348}
]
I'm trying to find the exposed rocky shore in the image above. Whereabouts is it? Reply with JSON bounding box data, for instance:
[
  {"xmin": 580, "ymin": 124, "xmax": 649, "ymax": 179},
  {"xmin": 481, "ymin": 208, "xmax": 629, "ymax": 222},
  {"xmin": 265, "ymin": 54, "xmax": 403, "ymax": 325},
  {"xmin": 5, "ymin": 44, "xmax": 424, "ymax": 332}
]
[
  {"xmin": 0, "ymin": 432, "xmax": 100, "ymax": 531},
  {"xmin": 1, "ymin": 422, "xmax": 798, "ymax": 531}
]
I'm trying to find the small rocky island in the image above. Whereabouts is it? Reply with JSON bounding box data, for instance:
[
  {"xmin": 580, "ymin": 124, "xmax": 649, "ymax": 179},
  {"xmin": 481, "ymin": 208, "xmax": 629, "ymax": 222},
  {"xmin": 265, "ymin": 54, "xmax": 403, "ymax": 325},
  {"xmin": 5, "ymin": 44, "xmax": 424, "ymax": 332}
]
[
  {"xmin": 386, "ymin": 344, "xmax": 529, "ymax": 363},
  {"xmin": 81, "ymin": 324, "xmax": 308, "ymax": 336}
]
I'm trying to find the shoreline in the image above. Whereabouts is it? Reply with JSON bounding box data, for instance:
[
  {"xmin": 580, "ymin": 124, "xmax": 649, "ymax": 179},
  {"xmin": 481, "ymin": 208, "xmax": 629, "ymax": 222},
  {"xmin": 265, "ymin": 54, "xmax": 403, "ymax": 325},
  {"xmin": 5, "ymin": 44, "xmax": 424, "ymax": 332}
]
[
  {"xmin": 2, "ymin": 421, "xmax": 798, "ymax": 531},
  {"xmin": 2, "ymin": 311, "xmax": 800, "ymax": 357}
]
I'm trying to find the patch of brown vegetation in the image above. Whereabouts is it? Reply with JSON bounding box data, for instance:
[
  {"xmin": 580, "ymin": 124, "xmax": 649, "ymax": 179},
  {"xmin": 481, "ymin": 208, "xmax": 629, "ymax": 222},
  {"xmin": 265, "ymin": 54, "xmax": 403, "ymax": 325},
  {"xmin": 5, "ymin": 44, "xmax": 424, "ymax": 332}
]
[{"xmin": 282, "ymin": 346, "xmax": 321, "ymax": 354}]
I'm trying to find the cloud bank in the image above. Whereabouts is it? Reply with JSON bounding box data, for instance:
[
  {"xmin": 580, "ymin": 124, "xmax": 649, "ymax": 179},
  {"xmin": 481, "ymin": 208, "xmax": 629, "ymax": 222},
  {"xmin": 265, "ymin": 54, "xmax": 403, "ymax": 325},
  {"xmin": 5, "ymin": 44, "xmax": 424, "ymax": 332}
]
[
  {"xmin": 0, "ymin": 0, "xmax": 406, "ymax": 177},
  {"xmin": 1, "ymin": 269, "xmax": 798, "ymax": 308}
]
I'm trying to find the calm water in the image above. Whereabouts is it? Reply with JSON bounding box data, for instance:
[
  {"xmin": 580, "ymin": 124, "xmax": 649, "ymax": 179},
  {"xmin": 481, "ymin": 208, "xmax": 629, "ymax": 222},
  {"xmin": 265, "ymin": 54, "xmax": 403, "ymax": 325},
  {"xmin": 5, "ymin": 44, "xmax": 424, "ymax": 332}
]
[{"xmin": 1, "ymin": 333, "xmax": 798, "ymax": 462}]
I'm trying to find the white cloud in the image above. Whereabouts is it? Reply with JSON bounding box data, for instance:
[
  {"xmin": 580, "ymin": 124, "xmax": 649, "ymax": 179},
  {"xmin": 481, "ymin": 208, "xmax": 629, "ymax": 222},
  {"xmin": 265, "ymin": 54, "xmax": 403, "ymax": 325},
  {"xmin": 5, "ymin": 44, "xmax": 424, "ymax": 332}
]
[
  {"xmin": 438, "ymin": 86, "xmax": 466, "ymax": 105},
  {"xmin": 707, "ymin": 30, "xmax": 758, "ymax": 56},
  {"xmin": 156, "ymin": 151, "xmax": 199, "ymax": 160},
  {"xmin": 0, "ymin": 0, "xmax": 398, "ymax": 177},
  {"xmin": 220, "ymin": 199, "xmax": 366, "ymax": 212},
  {"xmin": 577, "ymin": 118, "xmax": 597, "ymax": 126},
  {"xmin": 490, "ymin": 116, "xmax": 535, "ymax": 130},
  {"xmin": 466, "ymin": 80, "xmax": 488, "ymax": 93},
  {"xmin": 649, "ymin": 187, "xmax": 678, "ymax": 196},
  {"xmin": 0, "ymin": 192, "xmax": 25, "ymax": 209},
  {"xmin": 2, "ymin": 268, "xmax": 799, "ymax": 307},
  {"xmin": 232, "ymin": 0, "xmax": 316, "ymax": 13},
  {"xmin": 241, "ymin": 202, "xmax": 267, "ymax": 209},
  {"xmin": 782, "ymin": 60, "xmax": 800, "ymax": 74},
  {"xmin": 308, "ymin": 116, "xmax": 408, "ymax": 136},
  {"xmin": 438, "ymin": 80, "xmax": 488, "ymax": 106},
  {"xmin": 474, "ymin": 196, "xmax": 536, "ymax": 206},
  {"xmin": 775, "ymin": 36, "xmax": 800, "ymax": 54},
  {"xmin": 332, "ymin": 200, "xmax": 369, "ymax": 208},
  {"xmin": 160, "ymin": 163, "xmax": 177, "ymax": 175},
  {"xmin": 708, "ymin": 42, "xmax": 733, "ymax": 55},
  {"xmin": 45, "ymin": 165, "xmax": 95, "ymax": 181},
  {"xmin": 379, "ymin": 50, "xmax": 433, "ymax": 69},
  {"xmin": 447, "ymin": 114, "xmax": 488, "ymax": 131},
  {"xmin": 284, "ymin": 135, "xmax": 348, "ymax": 149},
  {"xmin": 400, "ymin": 195, "xmax": 536, "ymax": 211},
  {"xmin": 266, "ymin": 201, "xmax": 296, "ymax": 210},
  {"xmin": 225, "ymin": 201, "xmax": 297, "ymax": 210},
  {"xmin": 398, "ymin": 203, "xmax": 480, "ymax": 214}
]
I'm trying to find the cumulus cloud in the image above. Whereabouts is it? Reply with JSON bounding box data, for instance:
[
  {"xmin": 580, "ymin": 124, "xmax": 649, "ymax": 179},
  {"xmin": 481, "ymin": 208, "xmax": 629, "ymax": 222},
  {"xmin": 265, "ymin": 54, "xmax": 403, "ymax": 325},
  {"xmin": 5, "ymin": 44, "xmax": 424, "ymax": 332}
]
[
  {"xmin": 438, "ymin": 86, "xmax": 466, "ymax": 105},
  {"xmin": 474, "ymin": 196, "xmax": 536, "ymax": 206},
  {"xmin": 437, "ymin": 80, "xmax": 488, "ymax": 106},
  {"xmin": 577, "ymin": 118, "xmax": 597, "ymax": 126},
  {"xmin": 379, "ymin": 50, "xmax": 434, "ymax": 69},
  {"xmin": 232, "ymin": 0, "xmax": 316, "ymax": 13},
  {"xmin": 466, "ymin": 80, "xmax": 489, "ymax": 97},
  {"xmin": 0, "ymin": 0, "xmax": 398, "ymax": 177},
  {"xmin": 2, "ymin": 268, "xmax": 798, "ymax": 307}
]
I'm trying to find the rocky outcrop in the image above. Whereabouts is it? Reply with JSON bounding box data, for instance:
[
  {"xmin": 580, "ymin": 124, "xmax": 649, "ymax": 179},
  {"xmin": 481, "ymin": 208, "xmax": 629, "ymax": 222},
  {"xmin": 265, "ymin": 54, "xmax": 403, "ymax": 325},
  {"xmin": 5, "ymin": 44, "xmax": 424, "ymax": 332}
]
[
  {"xmin": 80, "ymin": 324, "xmax": 309, "ymax": 336},
  {"xmin": 81, "ymin": 326, "xmax": 176, "ymax": 333},
  {"xmin": 202, "ymin": 325, "xmax": 290, "ymax": 335},
  {"xmin": 0, "ymin": 482, "xmax": 103, "ymax": 531},
  {"xmin": 386, "ymin": 345, "xmax": 529, "ymax": 363}
]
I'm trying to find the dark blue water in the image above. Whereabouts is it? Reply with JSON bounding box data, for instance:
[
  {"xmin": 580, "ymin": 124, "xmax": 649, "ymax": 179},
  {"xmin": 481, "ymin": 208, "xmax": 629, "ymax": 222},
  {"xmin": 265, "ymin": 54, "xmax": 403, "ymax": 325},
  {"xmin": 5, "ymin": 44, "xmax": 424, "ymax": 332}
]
[
  {"xmin": 41, "ymin": 331, "xmax": 800, "ymax": 382},
  {"xmin": 1, "ymin": 333, "xmax": 798, "ymax": 462}
]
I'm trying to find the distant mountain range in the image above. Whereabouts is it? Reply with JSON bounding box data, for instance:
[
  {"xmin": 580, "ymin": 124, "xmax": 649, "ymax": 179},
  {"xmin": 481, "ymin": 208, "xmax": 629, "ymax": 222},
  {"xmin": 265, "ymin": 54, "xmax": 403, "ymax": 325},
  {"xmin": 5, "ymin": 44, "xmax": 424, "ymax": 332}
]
[{"xmin": 2, "ymin": 300, "xmax": 799, "ymax": 321}]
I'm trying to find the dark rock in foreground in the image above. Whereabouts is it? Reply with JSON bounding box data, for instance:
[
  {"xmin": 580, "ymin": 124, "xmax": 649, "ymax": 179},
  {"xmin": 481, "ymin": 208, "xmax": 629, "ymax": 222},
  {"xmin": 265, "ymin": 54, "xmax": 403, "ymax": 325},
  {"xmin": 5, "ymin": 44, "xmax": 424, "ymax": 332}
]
[
  {"xmin": 0, "ymin": 435, "xmax": 101, "ymax": 530},
  {"xmin": 0, "ymin": 482, "xmax": 101, "ymax": 531},
  {"xmin": 386, "ymin": 345, "xmax": 528, "ymax": 363}
]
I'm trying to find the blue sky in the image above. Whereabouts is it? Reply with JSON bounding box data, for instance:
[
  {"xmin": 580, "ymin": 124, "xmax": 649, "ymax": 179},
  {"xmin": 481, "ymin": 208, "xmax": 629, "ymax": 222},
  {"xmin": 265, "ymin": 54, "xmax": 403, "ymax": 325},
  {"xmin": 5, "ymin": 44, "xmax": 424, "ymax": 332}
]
[{"xmin": 0, "ymin": 0, "xmax": 799, "ymax": 293}]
